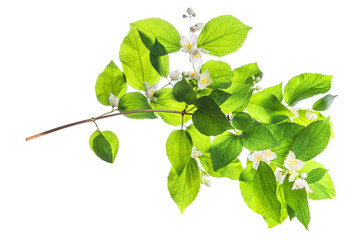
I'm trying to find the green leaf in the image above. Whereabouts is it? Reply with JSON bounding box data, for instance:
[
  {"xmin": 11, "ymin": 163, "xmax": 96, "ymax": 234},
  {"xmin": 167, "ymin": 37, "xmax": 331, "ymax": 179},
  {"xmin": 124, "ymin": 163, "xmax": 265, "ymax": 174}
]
[
  {"xmin": 247, "ymin": 92, "xmax": 294, "ymax": 124},
  {"xmin": 95, "ymin": 61, "xmax": 127, "ymax": 106},
  {"xmin": 208, "ymin": 89, "xmax": 231, "ymax": 106},
  {"xmin": 186, "ymin": 124, "xmax": 211, "ymax": 153},
  {"xmin": 312, "ymin": 94, "xmax": 338, "ymax": 111},
  {"xmin": 89, "ymin": 130, "xmax": 119, "ymax": 163},
  {"xmin": 287, "ymin": 205, "xmax": 296, "ymax": 220},
  {"xmin": 199, "ymin": 153, "xmax": 242, "ymax": 180},
  {"xmin": 168, "ymin": 158, "xmax": 200, "ymax": 213},
  {"xmin": 149, "ymin": 39, "xmax": 169, "ymax": 78},
  {"xmin": 172, "ymin": 79, "xmax": 197, "ymax": 104},
  {"xmin": 200, "ymin": 60, "xmax": 234, "ymax": 89},
  {"xmin": 131, "ymin": 18, "xmax": 181, "ymax": 53},
  {"xmin": 262, "ymin": 83, "xmax": 283, "ymax": 102},
  {"xmin": 119, "ymin": 26, "xmax": 160, "ymax": 91},
  {"xmin": 284, "ymin": 73, "xmax": 332, "ymax": 107},
  {"xmin": 240, "ymin": 163, "xmax": 282, "ymax": 223},
  {"xmin": 263, "ymin": 183, "xmax": 288, "ymax": 228},
  {"xmin": 282, "ymin": 176, "xmax": 310, "ymax": 230},
  {"xmin": 265, "ymin": 122, "xmax": 305, "ymax": 147},
  {"xmin": 118, "ymin": 92, "xmax": 157, "ymax": 119},
  {"xmin": 150, "ymin": 88, "xmax": 193, "ymax": 126},
  {"xmin": 220, "ymin": 84, "xmax": 254, "ymax": 114},
  {"xmin": 306, "ymin": 168, "xmax": 328, "ymax": 184},
  {"xmin": 197, "ymin": 15, "xmax": 251, "ymax": 57},
  {"xmin": 302, "ymin": 160, "xmax": 336, "ymax": 200},
  {"xmin": 210, "ymin": 132, "xmax": 243, "ymax": 171},
  {"xmin": 241, "ymin": 125, "xmax": 280, "ymax": 151},
  {"xmin": 226, "ymin": 62, "xmax": 261, "ymax": 93},
  {"xmin": 192, "ymin": 96, "xmax": 233, "ymax": 136},
  {"xmin": 232, "ymin": 112, "xmax": 260, "ymax": 131},
  {"xmin": 166, "ymin": 130, "xmax": 193, "ymax": 175},
  {"xmin": 291, "ymin": 117, "xmax": 331, "ymax": 161}
]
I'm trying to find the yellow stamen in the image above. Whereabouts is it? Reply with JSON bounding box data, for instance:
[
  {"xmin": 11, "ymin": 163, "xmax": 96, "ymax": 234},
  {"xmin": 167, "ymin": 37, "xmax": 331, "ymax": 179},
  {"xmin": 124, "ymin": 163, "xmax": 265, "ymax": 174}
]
[{"xmin": 184, "ymin": 41, "xmax": 192, "ymax": 51}]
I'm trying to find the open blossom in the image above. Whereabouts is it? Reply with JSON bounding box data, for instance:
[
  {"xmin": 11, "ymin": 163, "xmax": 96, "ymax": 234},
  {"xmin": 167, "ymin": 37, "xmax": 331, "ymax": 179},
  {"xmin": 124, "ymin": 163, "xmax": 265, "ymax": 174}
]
[
  {"xmin": 306, "ymin": 109, "xmax": 318, "ymax": 121},
  {"xmin": 180, "ymin": 34, "xmax": 197, "ymax": 53},
  {"xmin": 262, "ymin": 149, "xmax": 277, "ymax": 162},
  {"xmin": 275, "ymin": 171, "xmax": 287, "ymax": 185},
  {"xmin": 190, "ymin": 48, "xmax": 209, "ymax": 67},
  {"xmin": 289, "ymin": 108, "xmax": 299, "ymax": 119},
  {"xmin": 144, "ymin": 82, "xmax": 158, "ymax": 101},
  {"xmin": 284, "ymin": 151, "xmax": 305, "ymax": 171},
  {"xmin": 191, "ymin": 149, "xmax": 203, "ymax": 160},
  {"xmin": 108, "ymin": 93, "xmax": 119, "ymax": 108},
  {"xmin": 198, "ymin": 69, "xmax": 213, "ymax": 90},
  {"xmin": 169, "ymin": 70, "xmax": 181, "ymax": 80},
  {"xmin": 292, "ymin": 178, "xmax": 313, "ymax": 194}
]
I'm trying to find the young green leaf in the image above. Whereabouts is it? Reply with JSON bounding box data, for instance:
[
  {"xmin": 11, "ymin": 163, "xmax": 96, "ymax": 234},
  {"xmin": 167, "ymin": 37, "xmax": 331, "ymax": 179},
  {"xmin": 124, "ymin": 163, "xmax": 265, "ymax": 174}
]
[
  {"xmin": 149, "ymin": 39, "xmax": 169, "ymax": 78},
  {"xmin": 240, "ymin": 163, "xmax": 282, "ymax": 223},
  {"xmin": 208, "ymin": 89, "xmax": 231, "ymax": 106},
  {"xmin": 220, "ymin": 84, "xmax": 254, "ymax": 114},
  {"xmin": 302, "ymin": 160, "xmax": 336, "ymax": 200},
  {"xmin": 226, "ymin": 62, "xmax": 261, "ymax": 93},
  {"xmin": 247, "ymin": 92, "xmax": 294, "ymax": 124},
  {"xmin": 192, "ymin": 96, "xmax": 233, "ymax": 136},
  {"xmin": 291, "ymin": 117, "xmax": 331, "ymax": 161},
  {"xmin": 262, "ymin": 83, "xmax": 283, "ymax": 102},
  {"xmin": 241, "ymin": 125, "xmax": 280, "ymax": 151},
  {"xmin": 150, "ymin": 88, "xmax": 193, "ymax": 126},
  {"xmin": 166, "ymin": 130, "xmax": 193, "ymax": 175},
  {"xmin": 131, "ymin": 18, "xmax": 181, "ymax": 54},
  {"xmin": 168, "ymin": 158, "xmax": 200, "ymax": 213},
  {"xmin": 119, "ymin": 26, "xmax": 160, "ymax": 91},
  {"xmin": 200, "ymin": 60, "xmax": 234, "ymax": 89},
  {"xmin": 172, "ymin": 79, "xmax": 197, "ymax": 104},
  {"xmin": 186, "ymin": 124, "xmax": 211, "ymax": 153},
  {"xmin": 199, "ymin": 153, "xmax": 243, "ymax": 180},
  {"xmin": 197, "ymin": 15, "xmax": 251, "ymax": 57},
  {"xmin": 263, "ymin": 183, "xmax": 288, "ymax": 228},
  {"xmin": 232, "ymin": 112, "xmax": 260, "ymax": 131},
  {"xmin": 312, "ymin": 94, "xmax": 338, "ymax": 111},
  {"xmin": 306, "ymin": 168, "xmax": 328, "ymax": 184},
  {"xmin": 210, "ymin": 132, "xmax": 243, "ymax": 171},
  {"xmin": 282, "ymin": 176, "xmax": 310, "ymax": 230},
  {"xmin": 118, "ymin": 92, "xmax": 157, "ymax": 119},
  {"xmin": 95, "ymin": 61, "xmax": 127, "ymax": 106},
  {"xmin": 89, "ymin": 130, "xmax": 119, "ymax": 164},
  {"xmin": 284, "ymin": 73, "xmax": 332, "ymax": 107}
]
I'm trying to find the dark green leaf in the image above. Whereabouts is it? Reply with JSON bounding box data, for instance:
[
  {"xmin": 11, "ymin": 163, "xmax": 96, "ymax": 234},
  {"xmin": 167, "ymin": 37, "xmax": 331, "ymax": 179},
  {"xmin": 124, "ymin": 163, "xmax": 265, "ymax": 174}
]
[
  {"xmin": 199, "ymin": 153, "xmax": 243, "ymax": 180},
  {"xmin": 284, "ymin": 73, "xmax": 332, "ymax": 107},
  {"xmin": 168, "ymin": 158, "xmax": 200, "ymax": 213},
  {"xmin": 197, "ymin": 15, "xmax": 251, "ymax": 57},
  {"xmin": 208, "ymin": 89, "xmax": 231, "ymax": 106},
  {"xmin": 306, "ymin": 168, "xmax": 328, "ymax": 184},
  {"xmin": 186, "ymin": 124, "xmax": 211, "ymax": 153},
  {"xmin": 210, "ymin": 132, "xmax": 243, "ymax": 170},
  {"xmin": 118, "ymin": 92, "xmax": 157, "ymax": 119},
  {"xmin": 232, "ymin": 112, "xmax": 260, "ymax": 131},
  {"xmin": 241, "ymin": 125, "xmax": 280, "ymax": 151},
  {"xmin": 247, "ymin": 92, "xmax": 294, "ymax": 124},
  {"xmin": 240, "ymin": 163, "xmax": 282, "ymax": 223},
  {"xmin": 192, "ymin": 96, "xmax": 233, "ymax": 136},
  {"xmin": 166, "ymin": 130, "xmax": 193, "ymax": 175},
  {"xmin": 200, "ymin": 60, "xmax": 234, "ymax": 89},
  {"xmin": 172, "ymin": 79, "xmax": 197, "ymax": 104},
  {"xmin": 287, "ymin": 205, "xmax": 296, "ymax": 220},
  {"xmin": 89, "ymin": 130, "xmax": 119, "ymax": 163},
  {"xmin": 149, "ymin": 39, "xmax": 169, "ymax": 78},
  {"xmin": 312, "ymin": 94, "xmax": 338, "ymax": 111},
  {"xmin": 291, "ymin": 117, "xmax": 331, "ymax": 161}
]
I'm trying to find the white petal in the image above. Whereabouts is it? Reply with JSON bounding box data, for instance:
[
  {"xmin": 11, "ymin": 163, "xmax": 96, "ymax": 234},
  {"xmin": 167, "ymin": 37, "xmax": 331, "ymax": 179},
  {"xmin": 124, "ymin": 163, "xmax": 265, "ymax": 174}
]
[
  {"xmin": 189, "ymin": 34, "xmax": 198, "ymax": 44},
  {"xmin": 201, "ymin": 69, "xmax": 210, "ymax": 78},
  {"xmin": 294, "ymin": 160, "xmax": 305, "ymax": 170},
  {"xmin": 253, "ymin": 161, "xmax": 260, "ymax": 170},
  {"xmin": 198, "ymin": 48, "xmax": 209, "ymax": 54},
  {"xmin": 286, "ymin": 151, "xmax": 296, "ymax": 161},
  {"xmin": 289, "ymin": 174, "xmax": 296, "ymax": 182},
  {"xmin": 300, "ymin": 172, "xmax": 308, "ymax": 179},
  {"xmin": 180, "ymin": 35, "xmax": 188, "ymax": 46},
  {"xmin": 248, "ymin": 153, "xmax": 256, "ymax": 162}
]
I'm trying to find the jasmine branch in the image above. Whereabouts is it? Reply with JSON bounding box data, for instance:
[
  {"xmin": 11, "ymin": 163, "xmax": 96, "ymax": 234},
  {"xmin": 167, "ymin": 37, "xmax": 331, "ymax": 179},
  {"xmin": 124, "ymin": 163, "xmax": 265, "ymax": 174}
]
[{"xmin": 25, "ymin": 109, "xmax": 193, "ymax": 141}]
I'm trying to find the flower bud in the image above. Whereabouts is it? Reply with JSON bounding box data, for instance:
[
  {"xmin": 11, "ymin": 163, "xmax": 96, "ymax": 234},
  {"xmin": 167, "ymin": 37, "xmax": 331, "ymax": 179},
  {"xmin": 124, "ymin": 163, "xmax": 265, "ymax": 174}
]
[
  {"xmin": 169, "ymin": 70, "xmax": 181, "ymax": 80},
  {"xmin": 300, "ymin": 172, "xmax": 308, "ymax": 179},
  {"xmin": 192, "ymin": 13, "xmax": 196, "ymax": 17},
  {"xmin": 182, "ymin": 14, "xmax": 188, "ymax": 18},
  {"xmin": 190, "ymin": 26, "xmax": 198, "ymax": 33},
  {"xmin": 255, "ymin": 76, "xmax": 262, "ymax": 83},
  {"xmin": 187, "ymin": 7, "xmax": 194, "ymax": 15},
  {"xmin": 204, "ymin": 179, "xmax": 211, "ymax": 187},
  {"xmin": 195, "ymin": 22, "xmax": 204, "ymax": 30},
  {"xmin": 255, "ymin": 86, "xmax": 262, "ymax": 91}
]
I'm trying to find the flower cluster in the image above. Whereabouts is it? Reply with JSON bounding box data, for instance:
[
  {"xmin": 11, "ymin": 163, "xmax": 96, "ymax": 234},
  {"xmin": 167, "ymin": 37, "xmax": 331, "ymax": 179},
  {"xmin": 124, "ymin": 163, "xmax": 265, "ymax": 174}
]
[
  {"xmin": 248, "ymin": 149, "xmax": 277, "ymax": 170},
  {"xmin": 289, "ymin": 108, "xmax": 318, "ymax": 121}
]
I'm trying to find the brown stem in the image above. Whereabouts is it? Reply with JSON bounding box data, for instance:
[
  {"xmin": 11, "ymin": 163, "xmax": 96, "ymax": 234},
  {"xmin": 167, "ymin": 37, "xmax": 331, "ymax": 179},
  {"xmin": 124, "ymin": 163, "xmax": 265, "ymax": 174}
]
[{"xmin": 25, "ymin": 109, "xmax": 192, "ymax": 141}]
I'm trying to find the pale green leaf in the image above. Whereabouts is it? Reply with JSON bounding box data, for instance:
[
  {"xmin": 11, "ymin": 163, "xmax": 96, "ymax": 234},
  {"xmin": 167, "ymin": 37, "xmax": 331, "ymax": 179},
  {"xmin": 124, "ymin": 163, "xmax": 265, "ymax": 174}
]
[
  {"xmin": 200, "ymin": 60, "xmax": 233, "ymax": 89},
  {"xmin": 186, "ymin": 124, "xmax": 211, "ymax": 153},
  {"xmin": 199, "ymin": 153, "xmax": 242, "ymax": 180},
  {"xmin": 118, "ymin": 92, "xmax": 157, "ymax": 119}
]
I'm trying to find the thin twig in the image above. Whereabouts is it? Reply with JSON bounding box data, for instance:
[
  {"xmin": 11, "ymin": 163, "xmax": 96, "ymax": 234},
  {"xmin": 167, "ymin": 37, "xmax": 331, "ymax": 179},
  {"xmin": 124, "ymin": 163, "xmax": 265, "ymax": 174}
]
[{"xmin": 25, "ymin": 109, "xmax": 192, "ymax": 141}]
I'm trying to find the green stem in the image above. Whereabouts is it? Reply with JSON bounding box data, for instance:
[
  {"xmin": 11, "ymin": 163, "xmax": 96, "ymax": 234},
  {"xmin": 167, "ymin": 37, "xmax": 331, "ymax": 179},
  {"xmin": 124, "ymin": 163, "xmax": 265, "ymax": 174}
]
[{"xmin": 270, "ymin": 161, "xmax": 286, "ymax": 169}]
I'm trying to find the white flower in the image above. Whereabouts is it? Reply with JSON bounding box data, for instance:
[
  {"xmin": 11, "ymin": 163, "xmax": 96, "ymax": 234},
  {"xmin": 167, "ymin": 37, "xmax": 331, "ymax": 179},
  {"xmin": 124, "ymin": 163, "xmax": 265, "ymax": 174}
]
[
  {"xmin": 292, "ymin": 178, "xmax": 313, "ymax": 194},
  {"xmin": 275, "ymin": 171, "xmax": 287, "ymax": 185},
  {"xmin": 284, "ymin": 151, "xmax": 305, "ymax": 171},
  {"xmin": 289, "ymin": 108, "xmax": 299, "ymax": 119},
  {"xmin": 108, "ymin": 93, "xmax": 119, "ymax": 108},
  {"xmin": 189, "ymin": 48, "xmax": 209, "ymax": 67},
  {"xmin": 306, "ymin": 109, "xmax": 318, "ymax": 121},
  {"xmin": 144, "ymin": 82, "xmax": 158, "ymax": 101},
  {"xmin": 300, "ymin": 172, "xmax": 308, "ymax": 179},
  {"xmin": 197, "ymin": 69, "xmax": 213, "ymax": 90},
  {"xmin": 191, "ymin": 149, "xmax": 203, "ymax": 160},
  {"xmin": 288, "ymin": 170, "xmax": 298, "ymax": 182},
  {"xmin": 169, "ymin": 70, "xmax": 181, "ymax": 80},
  {"xmin": 180, "ymin": 34, "xmax": 197, "ymax": 53},
  {"xmin": 187, "ymin": 7, "xmax": 194, "ymax": 15},
  {"xmin": 262, "ymin": 149, "xmax": 277, "ymax": 162},
  {"xmin": 248, "ymin": 151, "xmax": 264, "ymax": 170}
]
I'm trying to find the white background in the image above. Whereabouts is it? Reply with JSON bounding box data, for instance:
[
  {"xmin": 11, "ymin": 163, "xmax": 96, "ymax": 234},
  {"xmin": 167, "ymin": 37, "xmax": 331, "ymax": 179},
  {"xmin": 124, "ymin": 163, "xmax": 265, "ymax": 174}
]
[{"xmin": 1, "ymin": 0, "xmax": 359, "ymax": 239}]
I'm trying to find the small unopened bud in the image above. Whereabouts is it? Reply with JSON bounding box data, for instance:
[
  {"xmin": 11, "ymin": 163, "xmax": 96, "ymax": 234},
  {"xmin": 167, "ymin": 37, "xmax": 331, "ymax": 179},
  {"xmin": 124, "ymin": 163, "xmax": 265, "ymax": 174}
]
[
  {"xmin": 200, "ymin": 178, "xmax": 205, "ymax": 184},
  {"xmin": 182, "ymin": 14, "xmax": 188, "ymax": 18},
  {"xmin": 251, "ymin": 75, "xmax": 256, "ymax": 80},
  {"xmin": 192, "ymin": 13, "xmax": 196, "ymax": 17},
  {"xmin": 195, "ymin": 22, "xmax": 204, "ymax": 30},
  {"xmin": 187, "ymin": 7, "xmax": 194, "ymax": 15},
  {"xmin": 255, "ymin": 76, "xmax": 262, "ymax": 83},
  {"xmin": 169, "ymin": 70, "xmax": 181, "ymax": 80},
  {"xmin": 255, "ymin": 86, "xmax": 262, "ymax": 91},
  {"xmin": 300, "ymin": 172, "xmax": 308, "ymax": 179},
  {"xmin": 204, "ymin": 179, "xmax": 211, "ymax": 187},
  {"xmin": 190, "ymin": 26, "xmax": 198, "ymax": 33}
]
